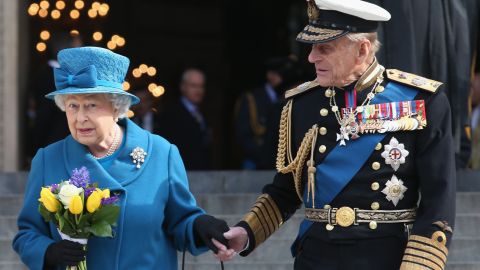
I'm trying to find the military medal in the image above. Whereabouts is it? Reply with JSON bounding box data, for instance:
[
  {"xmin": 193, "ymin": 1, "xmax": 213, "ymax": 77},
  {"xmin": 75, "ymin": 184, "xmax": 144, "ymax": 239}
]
[
  {"xmin": 381, "ymin": 137, "xmax": 409, "ymax": 171},
  {"xmin": 382, "ymin": 174, "xmax": 407, "ymax": 206}
]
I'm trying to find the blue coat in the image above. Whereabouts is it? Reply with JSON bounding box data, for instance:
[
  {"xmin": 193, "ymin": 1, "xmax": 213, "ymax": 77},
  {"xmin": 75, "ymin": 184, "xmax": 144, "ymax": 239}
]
[{"xmin": 13, "ymin": 119, "xmax": 208, "ymax": 269}]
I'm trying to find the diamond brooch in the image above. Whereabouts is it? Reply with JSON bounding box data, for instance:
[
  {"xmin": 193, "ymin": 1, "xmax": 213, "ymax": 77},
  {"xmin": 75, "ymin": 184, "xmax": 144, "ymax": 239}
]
[{"xmin": 130, "ymin": 147, "xmax": 147, "ymax": 169}]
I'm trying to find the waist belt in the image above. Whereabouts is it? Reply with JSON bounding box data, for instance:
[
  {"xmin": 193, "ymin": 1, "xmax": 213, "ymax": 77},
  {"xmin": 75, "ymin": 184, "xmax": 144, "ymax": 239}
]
[{"xmin": 305, "ymin": 207, "xmax": 417, "ymax": 227}]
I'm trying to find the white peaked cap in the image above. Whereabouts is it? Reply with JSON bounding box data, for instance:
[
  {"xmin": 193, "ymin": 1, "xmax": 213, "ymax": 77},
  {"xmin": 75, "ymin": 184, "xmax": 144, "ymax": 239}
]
[{"xmin": 314, "ymin": 0, "xmax": 391, "ymax": 21}]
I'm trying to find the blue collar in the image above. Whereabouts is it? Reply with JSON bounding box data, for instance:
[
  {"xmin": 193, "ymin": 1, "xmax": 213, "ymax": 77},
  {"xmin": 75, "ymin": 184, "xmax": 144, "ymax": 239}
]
[{"xmin": 63, "ymin": 118, "xmax": 151, "ymax": 191}]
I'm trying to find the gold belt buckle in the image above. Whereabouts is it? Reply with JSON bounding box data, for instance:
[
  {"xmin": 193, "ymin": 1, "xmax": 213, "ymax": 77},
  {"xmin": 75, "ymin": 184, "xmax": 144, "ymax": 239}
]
[{"xmin": 335, "ymin": 207, "xmax": 355, "ymax": 227}]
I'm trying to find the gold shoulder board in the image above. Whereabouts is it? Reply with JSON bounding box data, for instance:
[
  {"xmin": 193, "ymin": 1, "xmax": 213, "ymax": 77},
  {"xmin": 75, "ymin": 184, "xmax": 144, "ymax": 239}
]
[
  {"xmin": 386, "ymin": 69, "xmax": 443, "ymax": 93},
  {"xmin": 284, "ymin": 80, "xmax": 319, "ymax": 99}
]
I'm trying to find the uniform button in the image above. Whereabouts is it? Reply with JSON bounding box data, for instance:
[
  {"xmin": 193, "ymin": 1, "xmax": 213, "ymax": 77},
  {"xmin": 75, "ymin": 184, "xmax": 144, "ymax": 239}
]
[
  {"xmin": 325, "ymin": 89, "xmax": 333, "ymax": 98},
  {"xmin": 375, "ymin": 143, "xmax": 382, "ymax": 151},
  {"xmin": 375, "ymin": 85, "xmax": 385, "ymax": 93},
  {"xmin": 323, "ymin": 204, "xmax": 331, "ymax": 210},
  {"xmin": 320, "ymin": 127, "xmax": 327, "ymax": 135},
  {"xmin": 319, "ymin": 145, "xmax": 327, "ymax": 153},
  {"xmin": 372, "ymin": 162, "xmax": 381, "ymax": 170},
  {"xmin": 320, "ymin": 108, "xmax": 329, "ymax": 117},
  {"xmin": 371, "ymin": 182, "xmax": 380, "ymax": 191},
  {"xmin": 326, "ymin": 224, "xmax": 334, "ymax": 231},
  {"xmin": 371, "ymin": 202, "xmax": 380, "ymax": 210},
  {"xmin": 369, "ymin": 221, "xmax": 378, "ymax": 230}
]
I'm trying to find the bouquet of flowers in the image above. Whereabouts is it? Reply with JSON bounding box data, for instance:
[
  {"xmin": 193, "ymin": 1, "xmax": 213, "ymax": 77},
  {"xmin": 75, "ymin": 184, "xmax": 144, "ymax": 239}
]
[{"xmin": 38, "ymin": 167, "xmax": 120, "ymax": 270}]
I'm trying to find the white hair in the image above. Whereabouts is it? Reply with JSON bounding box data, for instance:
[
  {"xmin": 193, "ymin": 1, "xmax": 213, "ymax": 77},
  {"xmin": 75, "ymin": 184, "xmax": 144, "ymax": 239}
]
[
  {"xmin": 54, "ymin": 93, "xmax": 132, "ymax": 119},
  {"xmin": 346, "ymin": 32, "xmax": 381, "ymax": 58}
]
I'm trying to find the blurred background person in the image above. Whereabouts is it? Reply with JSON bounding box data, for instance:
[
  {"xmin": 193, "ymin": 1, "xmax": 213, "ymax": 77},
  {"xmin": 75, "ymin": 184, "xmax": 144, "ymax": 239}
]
[
  {"xmin": 25, "ymin": 32, "xmax": 83, "ymax": 165},
  {"xmin": 130, "ymin": 86, "xmax": 160, "ymax": 133},
  {"xmin": 471, "ymin": 73, "xmax": 480, "ymax": 169},
  {"xmin": 156, "ymin": 68, "xmax": 213, "ymax": 170},
  {"xmin": 234, "ymin": 56, "xmax": 301, "ymax": 169}
]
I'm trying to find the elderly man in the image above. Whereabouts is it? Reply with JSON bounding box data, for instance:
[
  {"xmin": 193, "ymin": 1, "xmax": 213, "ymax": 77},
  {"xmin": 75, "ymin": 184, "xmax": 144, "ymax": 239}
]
[{"xmin": 217, "ymin": 0, "xmax": 456, "ymax": 269}]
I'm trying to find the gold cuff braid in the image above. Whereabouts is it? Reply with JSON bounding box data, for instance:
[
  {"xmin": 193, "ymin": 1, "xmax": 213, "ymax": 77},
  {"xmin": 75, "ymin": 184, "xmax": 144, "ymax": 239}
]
[
  {"xmin": 400, "ymin": 234, "xmax": 449, "ymax": 270},
  {"xmin": 276, "ymin": 99, "xmax": 318, "ymax": 201},
  {"xmin": 242, "ymin": 194, "xmax": 284, "ymax": 248}
]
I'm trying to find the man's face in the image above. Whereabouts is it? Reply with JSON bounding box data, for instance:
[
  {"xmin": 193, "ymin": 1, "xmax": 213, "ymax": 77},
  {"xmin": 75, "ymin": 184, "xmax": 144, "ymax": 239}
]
[
  {"xmin": 308, "ymin": 36, "xmax": 359, "ymax": 87},
  {"xmin": 181, "ymin": 71, "xmax": 205, "ymax": 105}
]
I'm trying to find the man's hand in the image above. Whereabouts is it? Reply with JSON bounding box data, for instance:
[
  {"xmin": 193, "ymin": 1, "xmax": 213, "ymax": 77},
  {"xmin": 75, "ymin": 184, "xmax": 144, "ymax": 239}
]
[{"xmin": 212, "ymin": 226, "xmax": 248, "ymax": 261}]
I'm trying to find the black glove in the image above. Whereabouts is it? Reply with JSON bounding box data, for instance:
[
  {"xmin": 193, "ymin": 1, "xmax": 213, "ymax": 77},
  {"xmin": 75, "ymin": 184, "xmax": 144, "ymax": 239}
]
[
  {"xmin": 193, "ymin": 214, "xmax": 230, "ymax": 253},
  {"xmin": 44, "ymin": 240, "xmax": 86, "ymax": 267}
]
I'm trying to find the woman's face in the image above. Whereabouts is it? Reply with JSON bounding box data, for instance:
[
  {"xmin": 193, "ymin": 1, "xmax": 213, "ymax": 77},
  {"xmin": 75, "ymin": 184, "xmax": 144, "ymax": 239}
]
[{"xmin": 64, "ymin": 94, "xmax": 117, "ymax": 148}]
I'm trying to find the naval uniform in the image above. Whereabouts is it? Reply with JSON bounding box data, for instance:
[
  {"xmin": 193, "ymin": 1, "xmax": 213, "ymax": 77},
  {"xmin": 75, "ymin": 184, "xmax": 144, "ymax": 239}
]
[{"xmin": 237, "ymin": 59, "xmax": 456, "ymax": 270}]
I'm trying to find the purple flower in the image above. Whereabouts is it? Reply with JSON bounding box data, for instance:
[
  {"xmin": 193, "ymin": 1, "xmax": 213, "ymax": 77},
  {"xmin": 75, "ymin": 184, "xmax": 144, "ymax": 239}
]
[
  {"xmin": 84, "ymin": 187, "xmax": 96, "ymax": 198},
  {"xmin": 101, "ymin": 196, "xmax": 119, "ymax": 205},
  {"xmin": 69, "ymin": 167, "xmax": 90, "ymax": 188},
  {"xmin": 50, "ymin": 184, "xmax": 59, "ymax": 193}
]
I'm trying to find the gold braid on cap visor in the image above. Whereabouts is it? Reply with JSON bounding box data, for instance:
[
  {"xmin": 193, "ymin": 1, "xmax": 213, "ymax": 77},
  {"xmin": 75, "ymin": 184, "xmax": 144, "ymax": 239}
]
[{"xmin": 297, "ymin": 25, "xmax": 345, "ymax": 42}]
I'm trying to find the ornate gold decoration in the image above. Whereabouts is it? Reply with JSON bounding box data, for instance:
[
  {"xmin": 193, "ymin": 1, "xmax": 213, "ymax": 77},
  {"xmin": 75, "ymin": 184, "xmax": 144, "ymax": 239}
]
[
  {"xmin": 284, "ymin": 80, "xmax": 319, "ymax": 99},
  {"xmin": 386, "ymin": 69, "xmax": 442, "ymax": 93},
  {"xmin": 296, "ymin": 28, "xmax": 344, "ymax": 42},
  {"xmin": 335, "ymin": 207, "xmax": 355, "ymax": 227},
  {"xmin": 242, "ymin": 194, "xmax": 284, "ymax": 249},
  {"xmin": 305, "ymin": 207, "xmax": 417, "ymax": 226},
  {"xmin": 276, "ymin": 99, "xmax": 319, "ymax": 201},
  {"xmin": 400, "ymin": 234, "xmax": 449, "ymax": 270},
  {"xmin": 307, "ymin": 0, "xmax": 320, "ymax": 21}
]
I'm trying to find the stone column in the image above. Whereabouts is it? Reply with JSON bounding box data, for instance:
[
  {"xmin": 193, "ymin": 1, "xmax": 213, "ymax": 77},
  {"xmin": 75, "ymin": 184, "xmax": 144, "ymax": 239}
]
[{"xmin": 0, "ymin": 0, "xmax": 20, "ymax": 171}]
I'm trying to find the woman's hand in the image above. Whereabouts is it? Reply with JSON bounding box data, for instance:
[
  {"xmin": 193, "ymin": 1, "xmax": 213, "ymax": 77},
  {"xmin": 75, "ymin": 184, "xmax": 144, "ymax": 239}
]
[
  {"xmin": 44, "ymin": 240, "xmax": 86, "ymax": 267},
  {"xmin": 193, "ymin": 215, "xmax": 232, "ymax": 254}
]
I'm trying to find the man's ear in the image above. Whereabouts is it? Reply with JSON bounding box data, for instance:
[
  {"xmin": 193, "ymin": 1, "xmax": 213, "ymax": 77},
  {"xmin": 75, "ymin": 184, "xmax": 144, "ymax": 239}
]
[{"xmin": 356, "ymin": 40, "xmax": 371, "ymax": 64}]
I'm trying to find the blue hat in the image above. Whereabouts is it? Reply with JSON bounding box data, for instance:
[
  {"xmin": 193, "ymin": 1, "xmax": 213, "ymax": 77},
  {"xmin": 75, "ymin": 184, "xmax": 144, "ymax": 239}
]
[{"xmin": 45, "ymin": 46, "xmax": 140, "ymax": 105}]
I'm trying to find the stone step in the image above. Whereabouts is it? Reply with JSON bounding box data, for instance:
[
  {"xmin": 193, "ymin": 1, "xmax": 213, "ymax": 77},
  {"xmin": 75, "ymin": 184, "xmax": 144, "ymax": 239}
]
[
  {"xmin": 0, "ymin": 262, "xmax": 26, "ymax": 270},
  {"xmin": 177, "ymin": 262, "xmax": 479, "ymax": 270}
]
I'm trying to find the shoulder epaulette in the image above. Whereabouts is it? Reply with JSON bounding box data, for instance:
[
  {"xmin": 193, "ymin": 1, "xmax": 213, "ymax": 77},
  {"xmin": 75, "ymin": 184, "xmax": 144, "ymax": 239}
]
[
  {"xmin": 386, "ymin": 69, "xmax": 443, "ymax": 93},
  {"xmin": 284, "ymin": 80, "xmax": 320, "ymax": 99}
]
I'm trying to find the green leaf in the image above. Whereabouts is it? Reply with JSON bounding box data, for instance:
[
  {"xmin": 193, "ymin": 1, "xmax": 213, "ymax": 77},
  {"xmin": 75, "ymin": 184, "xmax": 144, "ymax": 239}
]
[
  {"xmin": 92, "ymin": 205, "xmax": 120, "ymax": 225},
  {"xmin": 87, "ymin": 221, "xmax": 112, "ymax": 237},
  {"xmin": 38, "ymin": 204, "xmax": 52, "ymax": 222}
]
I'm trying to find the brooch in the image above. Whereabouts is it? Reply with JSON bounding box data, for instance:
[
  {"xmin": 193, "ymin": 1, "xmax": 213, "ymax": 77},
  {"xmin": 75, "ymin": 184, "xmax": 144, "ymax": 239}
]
[{"xmin": 130, "ymin": 147, "xmax": 147, "ymax": 169}]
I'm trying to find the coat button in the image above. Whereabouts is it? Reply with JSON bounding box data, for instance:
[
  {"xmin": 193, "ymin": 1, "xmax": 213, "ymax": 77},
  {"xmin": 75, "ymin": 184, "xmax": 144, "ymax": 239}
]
[
  {"xmin": 372, "ymin": 162, "xmax": 381, "ymax": 170},
  {"xmin": 323, "ymin": 204, "xmax": 331, "ymax": 210},
  {"xmin": 320, "ymin": 108, "xmax": 329, "ymax": 117},
  {"xmin": 369, "ymin": 221, "xmax": 378, "ymax": 230},
  {"xmin": 326, "ymin": 224, "xmax": 334, "ymax": 231},
  {"xmin": 371, "ymin": 182, "xmax": 380, "ymax": 191},
  {"xmin": 375, "ymin": 85, "xmax": 385, "ymax": 93},
  {"xmin": 371, "ymin": 202, "xmax": 380, "ymax": 210},
  {"xmin": 325, "ymin": 89, "xmax": 333, "ymax": 98},
  {"xmin": 320, "ymin": 127, "xmax": 327, "ymax": 135},
  {"xmin": 375, "ymin": 143, "xmax": 382, "ymax": 151},
  {"xmin": 319, "ymin": 145, "xmax": 327, "ymax": 153}
]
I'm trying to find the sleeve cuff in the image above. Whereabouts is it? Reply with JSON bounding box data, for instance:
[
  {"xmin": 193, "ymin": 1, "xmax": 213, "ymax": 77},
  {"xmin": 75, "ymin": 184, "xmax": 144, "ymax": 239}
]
[{"xmin": 400, "ymin": 233, "xmax": 449, "ymax": 270}]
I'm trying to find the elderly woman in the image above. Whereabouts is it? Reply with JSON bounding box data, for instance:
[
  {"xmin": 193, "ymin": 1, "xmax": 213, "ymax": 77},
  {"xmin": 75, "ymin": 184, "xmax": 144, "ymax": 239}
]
[{"xmin": 12, "ymin": 47, "xmax": 233, "ymax": 269}]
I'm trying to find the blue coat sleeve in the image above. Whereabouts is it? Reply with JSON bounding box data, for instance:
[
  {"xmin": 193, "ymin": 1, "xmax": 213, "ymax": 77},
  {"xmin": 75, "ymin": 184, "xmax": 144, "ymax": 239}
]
[
  {"xmin": 12, "ymin": 148, "xmax": 55, "ymax": 270},
  {"xmin": 163, "ymin": 144, "xmax": 208, "ymax": 255}
]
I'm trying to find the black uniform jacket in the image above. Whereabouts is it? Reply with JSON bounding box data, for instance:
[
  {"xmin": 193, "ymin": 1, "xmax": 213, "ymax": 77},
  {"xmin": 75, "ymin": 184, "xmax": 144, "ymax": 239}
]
[{"xmin": 238, "ymin": 61, "xmax": 456, "ymax": 270}]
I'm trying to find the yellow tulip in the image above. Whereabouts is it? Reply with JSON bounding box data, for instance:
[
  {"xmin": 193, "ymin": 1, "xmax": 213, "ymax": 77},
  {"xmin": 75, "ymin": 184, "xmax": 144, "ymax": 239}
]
[
  {"xmin": 86, "ymin": 191, "xmax": 102, "ymax": 213},
  {"xmin": 38, "ymin": 187, "xmax": 60, "ymax": 212},
  {"xmin": 101, "ymin": 189, "xmax": 110, "ymax": 198},
  {"xmin": 69, "ymin": 195, "xmax": 83, "ymax": 214}
]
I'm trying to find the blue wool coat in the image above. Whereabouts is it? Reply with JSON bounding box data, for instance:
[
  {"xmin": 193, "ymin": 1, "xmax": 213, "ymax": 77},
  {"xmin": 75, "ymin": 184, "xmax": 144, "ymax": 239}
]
[{"xmin": 13, "ymin": 119, "xmax": 207, "ymax": 269}]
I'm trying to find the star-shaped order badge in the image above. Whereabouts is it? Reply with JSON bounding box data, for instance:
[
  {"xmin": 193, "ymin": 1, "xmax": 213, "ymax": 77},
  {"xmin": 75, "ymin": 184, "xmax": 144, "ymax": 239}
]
[
  {"xmin": 382, "ymin": 175, "xmax": 408, "ymax": 206},
  {"xmin": 381, "ymin": 137, "xmax": 409, "ymax": 171}
]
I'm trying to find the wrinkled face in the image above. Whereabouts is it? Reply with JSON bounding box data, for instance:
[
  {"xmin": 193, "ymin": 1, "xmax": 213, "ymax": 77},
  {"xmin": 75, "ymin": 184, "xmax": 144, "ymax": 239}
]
[
  {"xmin": 308, "ymin": 37, "xmax": 359, "ymax": 87},
  {"xmin": 181, "ymin": 71, "xmax": 205, "ymax": 105},
  {"xmin": 64, "ymin": 94, "xmax": 117, "ymax": 148}
]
